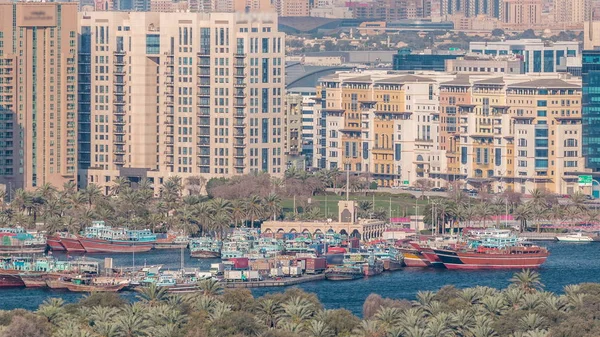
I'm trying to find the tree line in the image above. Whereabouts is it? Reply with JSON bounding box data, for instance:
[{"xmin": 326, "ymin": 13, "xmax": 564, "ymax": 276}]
[
  {"xmin": 0, "ymin": 168, "xmax": 373, "ymax": 236},
  {"xmin": 1, "ymin": 270, "xmax": 599, "ymax": 336}
]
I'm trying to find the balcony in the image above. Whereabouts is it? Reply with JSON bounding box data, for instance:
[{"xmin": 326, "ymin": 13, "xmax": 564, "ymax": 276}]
[
  {"xmin": 164, "ymin": 159, "xmax": 174, "ymax": 165},
  {"xmin": 114, "ymin": 108, "xmax": 125, "ymax": 115},
  {"xmin": 197, "ymin": 49, "xmax": 210, "ymax": 56},
  {"xmin": 164, "ymin": 78, "xmax": 174, "ymax": 85},
  {"xmin": 198, "ymin": 70, "xmax": 210, "ymax": 77},
  {"xmin": 113, "ymin": 57, "xmax": 125, "ymax": 65},
  {"xmin": 198, "ymin": 118, "xmax": 210, "ymax": 126},
  {"xmin": 114, "ymin": 89, "xmax": 125, "ymax": 96},
  {"xmin": 233, "ymin": 141, "xmax": 246, "ymax": 148},
  {"xmin": 113, "ymin": 50, "xmax": 126, "ymax": 56},
  {"xmin": 113, "ymin": 126, "xmax": 125, "ymax": 134},
  {"xmin": 164, "ymin": 128, "xmax": 174, "ymax": 135},
  {"xmin": 234, "ymin": 131, "xmax": 246, "ymax": 139},
  {"xmin": 234, "ymin": 53, "xmax": 246, "ymax": 58},
  {"xmin": 198, "ymin": 150, "xmax": 210, "ymax": 157},
  {"xmin": 114, "ymin": 147, "xmax": 125, "ymax": 154},
  {"xmin": 164, "ymin": 57, "xmax": 174, "ymax": 66},
  {"xmin": 234, "ymin": 100, "xmax": 246, "ymax": 107},
  {"xmin": 164, "ymin": 138, "xmax": 174, "ymax": 145},
  {"xmin": 114, "ymin": 67, "xmax": 126, "ymax": 75},
  {"xmin": 234, "ymin": 61, "xmax": 247, "ymax": 67},
  {"xmin": 165, "ymin": 117, "xmax": 174, "ymax": 125},
  {"xmin": 234, "ymin": 152, "xmax": 245, "ymax": 158},
  {"xmin": 234, "ymin": 91, "xmax": 246, "ymax": 98},
  {"xmin": 164, "ymin": 100, "xmax": 174, "ymax": 106},
  {"xmin": 234, "ymin": 71, "xmax": 246, "ymax": 78},
  {"xmin": 198, "ymin": 90, "xmax": 210, "ymax": 97},
  {"xmin": 164, "ymin": 69, "xmax": 174, "ymax": 76},
  {"xmin": 164, "ymin": 149, "xmax": 174, "ymax": 155},
  {"xmin": 233, "ymin": 122, "xmax": 246, "ymax": 128},
  {"xmin": 113, "ymin": 99, "xmax": 126, "ymax": 105},
  {"xmin": 197, "ymin": 100, "xmax": 210, "ymax": 107},
  {"xmin": 234, "ymin": 82, "xmax": 247, "ymax": 88},
  {"xmin": 234, "ymin": 112, "xmax": 246, "ymax": 118},
  {"xmin": 113, "ymin": 117, "xmax": 125, "ymax": 125},
  {"xmin": 234, "ymin": 161, "xmax": 245, "ymax": 168},
  {"xmin": 114, "ymin": 157, "xmax": 125, "ymax": 164}
]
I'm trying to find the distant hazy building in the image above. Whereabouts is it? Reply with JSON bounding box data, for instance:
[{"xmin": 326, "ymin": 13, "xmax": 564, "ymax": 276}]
[
  {"xmin": 0, "ymin": 2, "xmax": 78, "ymax": 190},
  {"xmin": 445, "ymin": 54, "xmax": 524, "ymax": 74},
  {"xmin": 276, "ymin": 0, "xmax": 313, "ymax": 16},
  {"xmin": 469, "ymin": 39, "xmax": 580, "ymax": 73},
  {"xmin": 393, "ymin": 48, "xmax": 463, "ymax": 71},
  {"xmin": 287, "ymin": 88, "xmax": 317, "ymax": 169},
  {"xmin": 501, "ymin": 0, "xmax": 542, "ymax": 28}
]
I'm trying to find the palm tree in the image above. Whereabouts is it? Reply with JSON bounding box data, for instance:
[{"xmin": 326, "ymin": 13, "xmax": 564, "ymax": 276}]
[
  {"xmin": 281, "ymin": 297, "xmax": 316, "ymax": 326},
  {"xmin": 230, "ymin": 199, "xmax": 246, "ymax": 228},
  {"xmin": 115, "ymin": 311, "xmax": 149, "ymax": 337},
  {"xmin": 244, "ymin": 195, "xmax": 264, "ymax": 228},
  {"xmin": 519, "ymin": 312, "xmax": 547, "ymax": 331},
  {"xmin": 307, "ymin": 320, "xmax": 334, "ymax": 337},
  {"xmin": 255, "ymin": 298, "xmax": 283, "ymax": 328},
  {"xmin": 263, "ymin": 193, "xmax": 282, "ymax": 221},
  {"xmin": 475, "ymin": 202, "xmax": 494, "ymax": 228},
  {"xmin": 110, "ymin": 177, "xmax": 130, "ymax": 196},
  {"xmin": 196, "ymin": 278, "xmax": 223, "ymax": 297},
  {"xmin": 81, "ymin": 184, "xmax": 102, "ymax": 209},
  {"xmin": 514, "ymin": 204, "xmax": 533, "ymax": 233},
  {"xmin": 136, "ymin": 283, "xmax": 169, "ymax": 306},
  {"xmin": 373, "ymin": 306, "xmax": 403, "ymax": 331},
  {"xmin": 510, "ymin": 269, "xmax": 544, "ymax": 293}
]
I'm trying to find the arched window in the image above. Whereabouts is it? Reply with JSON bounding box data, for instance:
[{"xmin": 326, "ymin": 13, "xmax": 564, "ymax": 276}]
[
  {"xmin": 564, "ymin": 138, "xmax": 577, "ymax": 147},
  {"xmin": 416, "ymin": 155, "xmax": 424, "ymax": 161}
]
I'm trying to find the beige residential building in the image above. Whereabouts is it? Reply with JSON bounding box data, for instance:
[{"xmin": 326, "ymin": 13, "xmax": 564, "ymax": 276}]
[
  {"xmin": 0, "ymin": 3, "xmax": 78, "ymax": 191},
  {"xmin": 78, "ymin": 12, "xmax": 285, "ymax": 195},
  {"xmin": 314, "ymin": 71, "xmax": 585, "ymax": 194},
  {"xmin": 554, "ymin": 0, "xmax": 588, "ymax": 24},
  {"xmin": 501, "ymin": 0, "xmax": 541, "ymax": 27}
]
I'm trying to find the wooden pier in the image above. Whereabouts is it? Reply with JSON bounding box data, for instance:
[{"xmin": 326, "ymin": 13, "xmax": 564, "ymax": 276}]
[{"xmin": 224, "ymin": 274, "xmax": 325, "ymax": 288}]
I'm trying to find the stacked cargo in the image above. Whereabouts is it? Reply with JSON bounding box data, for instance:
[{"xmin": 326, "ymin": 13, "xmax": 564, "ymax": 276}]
[{"xmin": 305, "ymin": 257, "xmax": 327, "ymax": 274}]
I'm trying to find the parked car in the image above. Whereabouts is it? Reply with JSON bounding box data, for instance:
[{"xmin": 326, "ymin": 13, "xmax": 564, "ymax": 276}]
[{"xmin": 431, "ymin": 187, "xmax": 447, "ymax": 192}]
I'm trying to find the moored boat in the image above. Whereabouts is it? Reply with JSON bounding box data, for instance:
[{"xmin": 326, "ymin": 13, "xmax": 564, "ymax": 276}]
[
  {"xmin": 409, "ymin": 243, "xmax": 445, "ymax": 268},
  {"xmin": 60, "ymin": 235, "xmax": 86, "ymax": 253},
  {"xmin": 154, "ymin": 235, "xmax": 189, "ymax": 250},
  {"xmin": 78, "ymin": 237, "xmax": 154, "ymax": 253},
  {"xmin": 47, "ymin": 235, "xmax": 66, "ymax": 251},
  {"xmin": 433, "ymin": 244, "xmax": 549, "ymax": 270},
  {"xmin": 397, "ymin": 247, "xmax": 431, "ymax": 267},
  {"xmin": 0, "ymin": 229, "xmax": 46, "ymax": 255},
  {"xmin": 556, "ymin": 232, "xmax": 593, "ymax": 242},
  {"xmin": 189, "ymin": 237, "xmax": 222, "ymax": 258},
  {"xmin": 0, "ymin": 274, "xmax": 25, "ymax": 288},
  {"xmin": 46, "ymin": 277, "xmax": 128, "ymax": 292},
  {"xmin": 324, "ymin": 265, "xmax": 363, "ymax": 281}
]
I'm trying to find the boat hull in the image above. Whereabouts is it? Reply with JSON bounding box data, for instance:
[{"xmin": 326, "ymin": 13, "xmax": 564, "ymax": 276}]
[
  {"xmin": 78, "ymin": 238, "xmax": 153, "ymax": 253},
  {"xmin": 60, "ymin": 237, "xmax": 86, "ymax": 253},
  {"xmin": 154, "ymin": 243, "xmax": 188, "ymax": 250},
  {"xmin": 0, "ymin": 274, "xmax": 25, "ymax": 288},
  {"xmin": 324, "ymin": 253, "xmax": 345, "ymax": 266},
  {"xmin": 383, "ymin": 259, "xmax": 403, "ymax": 271},
  {"xmin": 0, "ymin": 244, "xmax": 46, "ymax": 255},
  {"xmin": 433, "ymin": 249, "xmax": 549, "ymax": 270},
  {"xmin": 190, "ymin": 250, "xmax": 221, "ymax": 258},
  {"xmin": 325, "ymin": 272, "xmax": 363, "ymax": 281},
  {"xmin": 400, "ymin": 250, "xmax": 431, "ymax": 267},
  {"xmin": 46, "ymin": 279, "xmax": 126, "ymax": 292},
  {"xmin": 47, "ymin": 237, "xmax": 66, "ymax": 251},
  {"xmin": 420, "ymin": 251, "xmax": 446, "ymax": 268}
]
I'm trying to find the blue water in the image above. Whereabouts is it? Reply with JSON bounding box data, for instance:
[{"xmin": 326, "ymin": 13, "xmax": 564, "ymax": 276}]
[{"xmin": 1, "ymin": 242, "xmax": 597, "ymax": 315}]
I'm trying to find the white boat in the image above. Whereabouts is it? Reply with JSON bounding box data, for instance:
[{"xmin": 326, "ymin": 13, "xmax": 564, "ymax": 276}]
[{"xmin": 556, "ymin": 232, "xmax": 593, "ymax": 242}]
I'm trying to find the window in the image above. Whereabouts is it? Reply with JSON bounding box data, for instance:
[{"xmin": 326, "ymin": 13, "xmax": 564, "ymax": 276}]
[
  {"xmin": 537, "ymin": 100, "xmax": 547, "ymax": 107},
  {"xmin": 537, "ymin": 110, "xmax": 547, "ymax": 117},
  {"xmin": 146, "ymin": 34, "xmax": 159, "ymax": 54},
  {"xmin": 564, "ymin": 138, "xmax": 577, "ymax": 147},
  {"xmin": 518, "ymin": 138, "xmax": 527, "ymax": 147},
  {"xmin": 461, "ymin": 147, "xmax": 467, "ymax": 164}
]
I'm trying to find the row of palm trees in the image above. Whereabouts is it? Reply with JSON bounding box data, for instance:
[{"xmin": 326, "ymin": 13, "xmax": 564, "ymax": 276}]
[
  {"xmin": 423, "ymin": 188, "xmax": 598, "ymax": 233},
  {"xmin": 0, "ymin": 177, "xmax": 288, "ymax": 236},
  {"xmin": 1, "ymin": 270, "xmax": 596, "ymax": 337}
]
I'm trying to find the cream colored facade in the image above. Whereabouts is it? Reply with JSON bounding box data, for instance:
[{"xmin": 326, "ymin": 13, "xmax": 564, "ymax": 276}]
[
  {"xmin": 0, "ymin": 3, "xmax": 78, "ymax": 191},
  {"xmin": 315, "ymin": 71, "xmax": 585, "ymax": 194},
  {"xmin": 276, "ymin": 0, "xmax": 312, "ymax": 16},
  {"xmin": 554, "ymin": 0, "xmax": 588, "ymax": 24},
  {"xmin": 78, "ymin": 12, "xmax": 285, "ymax": 195}
]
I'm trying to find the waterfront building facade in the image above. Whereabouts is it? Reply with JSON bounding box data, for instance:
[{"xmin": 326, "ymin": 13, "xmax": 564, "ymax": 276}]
[
  {"xmin": 0, "ymin": 3, "xmax": 78, "ymax": 191},
  {"xmin": 78, "ymin": 12, "xmax": 285, "ymax": 194},
  {"xmin": 315, "ymin": 71, "xmax": 585, "ymax": 194}
]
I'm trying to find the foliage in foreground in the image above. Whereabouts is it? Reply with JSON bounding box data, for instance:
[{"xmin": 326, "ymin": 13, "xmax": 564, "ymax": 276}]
[{"xmin": 0, "ymin": 271, "xmax": 599, "ymax": 337}]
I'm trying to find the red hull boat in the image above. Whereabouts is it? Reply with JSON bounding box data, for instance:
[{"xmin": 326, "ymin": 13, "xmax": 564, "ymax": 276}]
[
  {"xmin": 433, "ymin": 246, "xmax": 549, "ymax": 270},
  {"xmin": 47, "ymin": 236, "xmax": 66, "ymax": 251},
  {"xmin": 0, "ymin": 274, "xmax": 25, "ymax": 288},
  {"xmin": 78, "ymin": 237, "xmax": 153, "ymax": 253},
  {"xmin": 60, "ymin": 236, "xmax": 86, "ymax": 253},
  {"xmin": 398, "ymin": 248, "xmax": 430, "ymax": 267},
  {"xmin": 409, "ymin": 243, "xmax": 445, "ymax": 268}
]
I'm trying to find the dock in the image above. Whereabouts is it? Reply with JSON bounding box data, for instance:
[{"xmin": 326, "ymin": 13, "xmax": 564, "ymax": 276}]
[
  {"xmin": 520, "ymin": 233, "xmax": 558, "ymax": 241},
  {"xmin": 224, "ymin": 274, "xmax": 325, "ymax": 288}
]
